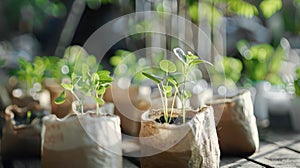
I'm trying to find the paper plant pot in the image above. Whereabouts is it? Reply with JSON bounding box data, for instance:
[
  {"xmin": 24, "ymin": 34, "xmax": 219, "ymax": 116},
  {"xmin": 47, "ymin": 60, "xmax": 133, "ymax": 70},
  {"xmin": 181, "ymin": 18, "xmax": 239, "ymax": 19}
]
[
  {"xmin": 206, "ymin": 90, "xmax": 259, "ymax": 156},
  {"xmin": 1, "ymin": 105, "xmax": 43, "ymax": 158},
  {"xmin": 43, "ymin": 78, "xmax": 73, "ymax": 118},
  {"xmin": 41, "ymin": 103, "xmax": 122, "ymax": 168},
  {"xmin": 139, "ymin": 107, "xmax": 220, "ymax": 168},
  {"xmin": 104, "ymin": 83, "xmax": 151, "ymax": 136}
]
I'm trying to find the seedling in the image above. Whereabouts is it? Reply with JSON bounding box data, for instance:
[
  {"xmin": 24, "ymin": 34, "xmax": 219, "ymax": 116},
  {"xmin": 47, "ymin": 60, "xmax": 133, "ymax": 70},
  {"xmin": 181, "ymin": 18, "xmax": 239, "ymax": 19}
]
[
  {"xmin": 143, "ymin": 47, "xmax": 212, "ymax": 124},
  {"xmin": 54, "ymin": 62, "xmax": 113, "ymax": 114}
]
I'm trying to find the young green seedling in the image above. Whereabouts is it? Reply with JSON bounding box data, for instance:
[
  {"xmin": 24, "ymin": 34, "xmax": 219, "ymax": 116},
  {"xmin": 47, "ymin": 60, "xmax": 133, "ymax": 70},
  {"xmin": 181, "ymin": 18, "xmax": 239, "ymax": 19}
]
[
  {"xmin": 143, "ymin": 59, "xmax": 179, "ymax": 123},
  {"xmin": 55, "ymin": 62, "xmax": 113, "ymax": 115},
  {"xmin": 143, "ymin": 47, "xmax": 212, "ymax": 124},
  {"xmin": 173, "ymin": 48, "xmax": 212, "ymax": 123}
]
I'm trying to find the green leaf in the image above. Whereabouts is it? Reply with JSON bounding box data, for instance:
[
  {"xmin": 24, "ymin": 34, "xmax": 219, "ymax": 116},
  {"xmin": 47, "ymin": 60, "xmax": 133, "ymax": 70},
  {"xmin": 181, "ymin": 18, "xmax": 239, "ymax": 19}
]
[
  {"xmin": 189, "ymin": 60, "xmax": 203, "ymax": 66},
  {"xmin": 160, "ymin": 60, "xmax": 176, "ymax": 73},
  {"xmin": 296, "ymin": 68, "xmax": 300, "ymax": 79},
  {"xmin": 167, "ymin": 77, "xmax": 178, "ymax": 87},
  {"xmin": 54, "ymin": 91, "xmax": 66, "ymax": 104},
  {"xmin": 260, "ymin": 0, "xmax": 282, "ymax": 18},
  {"xmin": 96, "ymin": 87, "xmax": 106, "ymax": 95},
  {"xmin": 163, "ymin": 86, "xmax": 172, "ymax": 93},
  {"xmin": 91, "ymin": 72, "xmax": 100, "ymax": 84},
  {"xmin": 184, "ymin": 90, "xmax": 191, "ymax": 99},
  {"xmin": 61, "ymin": 83, "xmax": 73, "ymax": 91},
  {"xmin": 71, "ymin": 73, "xmax": 81, "ymax": 85},
  {"xmin": 98, "ymin": 70, "xmax": 113, "ymax": 83},
  {"xmin": 227, "ymin": 0, "xmax": 258, "ymax": 18},
  {"xmin": 95, "ymin": 97, "xmax": 105, "ymax": 105},
  {"xmin": 142, "ymin": 72, "xmax": 162, "ymax": 84},
  {"xmin": 110, "ymin": 56, "xmax": 123, "ymax": 66},
  {"xmin": 82, "ymin": 63, "xmax": 90, "ymax": 81},
  {"xmin": 98, "ymin": 70, "xmax": 111, "ymax": 77},
  {"xmin": 173, "ymin": 48, "xmax": 186, "ymax": 64},
  {"xmin": 166, "ymin": 91, "xmax": 172, "ymax": 98}
]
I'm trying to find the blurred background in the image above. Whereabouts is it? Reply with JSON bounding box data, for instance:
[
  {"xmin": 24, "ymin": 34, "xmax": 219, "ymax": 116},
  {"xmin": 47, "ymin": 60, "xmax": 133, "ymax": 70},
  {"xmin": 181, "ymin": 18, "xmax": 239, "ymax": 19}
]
[{"xmin": 0, "ymin": 0, "xmax": 300, "ymax": 129}]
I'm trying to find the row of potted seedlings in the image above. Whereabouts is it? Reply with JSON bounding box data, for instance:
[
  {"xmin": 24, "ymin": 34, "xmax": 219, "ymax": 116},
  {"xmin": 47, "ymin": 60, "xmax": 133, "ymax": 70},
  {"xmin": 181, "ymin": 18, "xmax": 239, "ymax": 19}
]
[{"xmin": 2, "ymin": 45, "xmax": 261, "ymax": 167}]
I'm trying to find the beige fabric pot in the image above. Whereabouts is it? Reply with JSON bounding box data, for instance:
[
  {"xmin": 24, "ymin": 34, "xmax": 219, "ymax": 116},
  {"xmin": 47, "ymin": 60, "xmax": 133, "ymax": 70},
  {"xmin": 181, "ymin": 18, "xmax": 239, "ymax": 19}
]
[
  {"xmin": 1, "ymin": 105, "xmax": 42, "ymax": 158},
  {"xmin": 43, "ymin": 79, "xmax": 73, "ymax": 118},
  {"xmin": 139, "ymin": 107, "xmax": 220, "ymax": 168},
  {"xmin": 206, "ymin": 90, "xmax": 259, "ymax": 156},
  {"xmin": 41, "ymin": 103, "xmax": 122, "ymax": 168},
  {"xmin": 104, "ymin": 83, "xmax": 150, "ymax": 136}
]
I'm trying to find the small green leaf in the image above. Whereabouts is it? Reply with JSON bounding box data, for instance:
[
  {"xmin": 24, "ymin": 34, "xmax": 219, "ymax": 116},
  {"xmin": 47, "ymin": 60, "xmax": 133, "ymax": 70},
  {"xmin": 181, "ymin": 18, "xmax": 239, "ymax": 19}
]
[
  {"xmin": 95, "ymin": 97, "xmax": 105, "ymax": 105},
  {"xmin": 142, "ymin": 72, "xmax": 162, "ymax": 84},
  {"xmin": 61, "ymin": 83, "xmax": 73, "ymax": 91},
  {"xmin": 98, "ymin": 70, "xmax": 111, "ymax": 77},
  {"xmin": 54, "ymin": 91, "xmax": 66, "ymax": 104},
  {"xmin": 71, "ymin": 73, "xmax": 81, "ymax": 85},
  {"xmin": 26, "ymin": 111, "xmax": 32, "ymax": 123},
  {"xmin": 189, "ymin": 60, "xmax": 203, "ymax": 66},
  {"xmin": 91, "ymin": 72, "xmax": 100, "ymax": 84},
  {"xmin": 82, "ymin": 63, "xmax": 90, "ymax": 80},
  {"xmin": 96, "ymin": 87, "xmax": 106, "ymax": 95},
  {"xmin": 163, "ymin": 86, "xmax": 172, "ymax": 92},
  {"xmin": 167, "ymin": 77, "xmax": 178, "ymax": 87},
  {"xmin": 184, "ymin": 90, "xmax": 191, "ymax": 99},
  {"xmin": 160, "ymin": 60, "xmax": 176, "ymax": 73},
  {"xmin": 260, "ymin": 0, "xmax": 282, "ymax": 18},
  {"xmin": 98, "ymin": 70, "xmax": 113, "ymax": 83},
  {"xmin": 173, "ymin": 48, "xmax": 186, "ymax": 64},
  {"xmin": 166, "ymin": 91, "xmax": 172, "ymax": 98},
  {"xmin": 110, "ymin": 56, "xmax": 123, "ymax": 66}
]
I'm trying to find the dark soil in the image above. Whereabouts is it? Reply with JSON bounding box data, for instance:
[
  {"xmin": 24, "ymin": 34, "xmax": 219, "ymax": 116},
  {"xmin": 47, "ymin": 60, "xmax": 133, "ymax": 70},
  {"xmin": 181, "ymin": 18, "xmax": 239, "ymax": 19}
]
[
  {"xmin": 12, "ymin": 109, "xmax": 46, "ymax": 126},
  {"xmin": 155, "ymin": 116, "xmax": 184, "ymax": 125}
]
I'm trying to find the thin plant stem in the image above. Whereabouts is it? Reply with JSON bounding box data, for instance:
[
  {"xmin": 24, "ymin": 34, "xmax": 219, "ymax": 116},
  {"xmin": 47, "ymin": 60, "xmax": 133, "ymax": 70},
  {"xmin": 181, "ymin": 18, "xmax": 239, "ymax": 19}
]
[
  {"xmin": 182, "ymin": 65, "xmax": 187, "ymax": 124},
  {"xmin": 157, "ymin": 83, "xmax": 167, "ymax": 122},
  {"xmin": 71, "ymin": 90, "xmax": 83, "ymax": 113},
  {"xmin": 169, "ymin": 90, "xmax": 177, "ymax": 123}
]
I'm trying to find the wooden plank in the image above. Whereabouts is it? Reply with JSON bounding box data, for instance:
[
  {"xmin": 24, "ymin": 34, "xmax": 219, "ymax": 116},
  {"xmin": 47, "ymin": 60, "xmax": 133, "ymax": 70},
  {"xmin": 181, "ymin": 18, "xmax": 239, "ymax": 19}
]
[
  {"xmin": 249, "ymin": 146, "xmax": 300, "ymax": 167},
  {"xmin": 262, "ymin": 130, "xmax": 300, "ymax": 146},
  {"xmin": 220, "ymin": 157, "xmax": 263, "ymax": 168},
  {"xmin": 288, "ymin": 141, "xmax": 300, "ymax": 153},
  {"xmin": 219, "ymin": 142, "xmax": 277, "ymax": 168}
]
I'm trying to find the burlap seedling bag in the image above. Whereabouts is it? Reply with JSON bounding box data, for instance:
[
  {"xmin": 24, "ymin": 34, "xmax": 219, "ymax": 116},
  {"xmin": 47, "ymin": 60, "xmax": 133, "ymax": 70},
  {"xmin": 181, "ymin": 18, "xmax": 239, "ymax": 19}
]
[
  {"xmin": 41, "ymin": 103, "xmax": 122, "ymax": 168},
  {"xmin": 104, "ymin": 84, "xmax": 151, "ymax": 136},
  {"xmin": 139, "ymin": 106, "xmax": 220, "ymax": 168},
  {"xmin": 1, "ymin": 105, "xmax": 42, "ymax": 158},
  {"xmin": 206, "ymin": 90, "xmax": 259, "ymax": 156}
]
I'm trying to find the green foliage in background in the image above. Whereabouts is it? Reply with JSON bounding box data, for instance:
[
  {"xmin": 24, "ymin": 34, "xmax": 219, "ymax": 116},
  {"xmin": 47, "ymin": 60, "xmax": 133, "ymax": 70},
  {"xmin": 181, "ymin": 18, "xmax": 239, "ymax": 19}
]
[
  {"xmin": 237, "ymin": 40, "xmax": 286, "ymax": 85},
  {"xmin": 0, "ymin": 59, "xmax": 5, "ymax": 67},
  {"xmin": 188, "ymin": 0, "xmax": 283, "ymax": 24},
  {"xmin": 86, "ymin": 0, "xmax": 114, "ymax": 9},
  {"xmin": 294, "ymin": 67, "xmax": 300, "ymax": 96},
  {"xmin": 55, "ymin": 46, "xmax": 113, "ymax": 114},
  {"xmin": 3, "ymin": 0, "xmax": 66, "ymax": 30},
  {"xmin": 16, "ymin": 56, "xmax": 60, "ymax": 91},
  {"xmin": 210, "ymin": 56, "xmax": 243, "ymax": 88},
  {"xmin": 110, "ymin": 49, "xmax": 163, "ymax": 84}
]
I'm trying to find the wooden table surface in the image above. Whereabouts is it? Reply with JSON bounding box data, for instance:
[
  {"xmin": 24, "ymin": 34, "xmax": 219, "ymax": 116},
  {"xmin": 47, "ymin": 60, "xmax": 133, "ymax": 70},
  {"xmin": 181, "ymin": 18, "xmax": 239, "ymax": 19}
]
[{"xmin": 1, "ymin": 128, "xmax": 300, "ymax": 168}]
